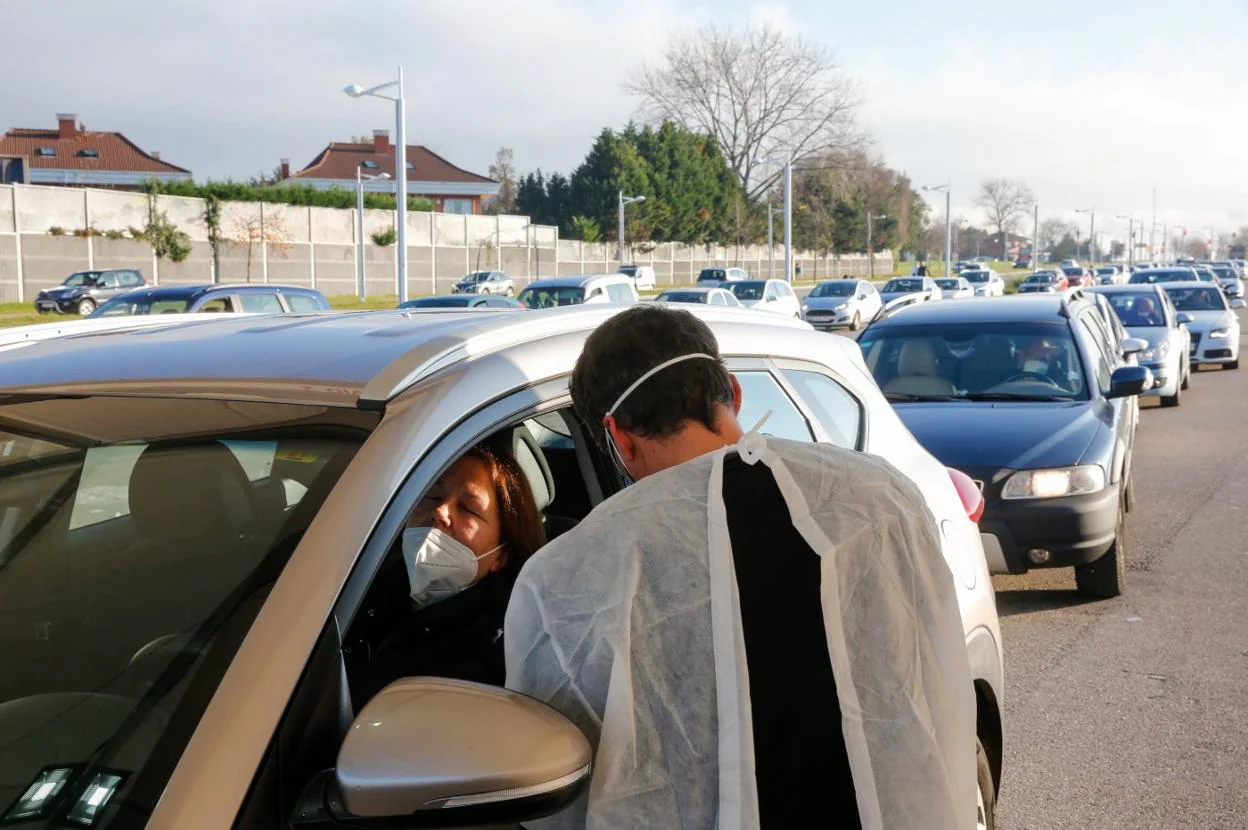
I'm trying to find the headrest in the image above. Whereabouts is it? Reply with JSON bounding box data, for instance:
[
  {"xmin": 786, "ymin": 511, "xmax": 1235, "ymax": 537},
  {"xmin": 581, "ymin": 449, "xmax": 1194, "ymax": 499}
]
[
  {"xmin": 128, "ymin": 442, "xmax": 254, "ymax": 540},
  {"xmin": 898, "ymin": 338, "xmax": 941, "ymax": 377},
  {"xmin": 509, "ymin": 424, "xmax": 555, "ymax": 513}
]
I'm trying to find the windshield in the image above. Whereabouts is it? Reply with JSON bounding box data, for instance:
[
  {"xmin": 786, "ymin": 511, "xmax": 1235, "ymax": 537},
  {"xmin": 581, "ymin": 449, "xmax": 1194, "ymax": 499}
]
[
  {"xmin": 728, "ymin": 281, "xmax": 766, "ymax": 301},
  {"xmin": 858, "ymin": 322, "xmax": 1087, "ymax": 401},
  {"xmin": 963, "ymin": 271, "xmax": 989, "ymax": 283},
  {"xmin": 1131, "ymin": 270, "xmax": 1196, "ymax": 284},
  {"xmin": 618, "ymin": 266, "xmax": 638, "ymax": 277},
  {"xmin": 883, "ymin": 279, "xmax": 923, "ymax": 292},
  {"xmin": 517, "ymin": 285, "xmax": 585, "ymax": 308},
  {"xmin": 1212, "ymin": 266, "xmax": 1235, "ymax": 280},
  {"xmin": 63, "ymin": 272, "xmax": 102, "ymax": 288},
  {"xmin": 0, "ymin": 396, "xmax": 371, "ymax": 830},
  {"xmin": 92, "ymin": 296, "xmax": 191, "ymax": 316},
  {"xmin": 1025, "ymin": 274, "xmax": 1055, "ymax": 284},
  {"xmin": 1165, "ymin": 285, "xmax": 1227, "ymax": 311},
  {"xmin": 698, "ymin": 269, "xmax": 726, "ymax": 282},
  {"xmin": 935, "ymin": 279, "xmax": 961, "ymax": 289},
  {"xmin": 400, "ymin": 296, "xmax": 474, "ymax": 308},
  {"xmin": 1106, "ymin": 293, "xmax": 1166, "ymax": 326},
  {"xmin": 810, "ymin": 282, "xmax": 856, "ymax": 298},
  {"xmin": 1097, "ymin": 267, "xmax": 1116, "ymax": 275},
  {"xmin": 1062, "ymin": 267, "xmax": 1084, "ymax": 277},
  {"xmin": 462, "ymin": 272, "xmax": 491, "ymax": 283},
  {"xmin": 656, "ymin": 291, "xmax": 707, "ymax": 303}
]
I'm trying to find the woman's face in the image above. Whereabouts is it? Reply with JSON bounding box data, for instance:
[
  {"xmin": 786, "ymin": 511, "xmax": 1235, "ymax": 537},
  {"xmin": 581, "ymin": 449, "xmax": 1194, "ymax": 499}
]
[{"xmin": 410, "ymin": 455, "xmax": 506, "ymax": 582}]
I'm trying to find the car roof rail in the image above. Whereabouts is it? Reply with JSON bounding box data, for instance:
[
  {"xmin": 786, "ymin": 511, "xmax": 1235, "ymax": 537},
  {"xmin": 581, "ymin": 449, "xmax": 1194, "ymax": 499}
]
[{"xmin": 1058, "ymin": 286, "xmax": 1085, "ymax": 316}]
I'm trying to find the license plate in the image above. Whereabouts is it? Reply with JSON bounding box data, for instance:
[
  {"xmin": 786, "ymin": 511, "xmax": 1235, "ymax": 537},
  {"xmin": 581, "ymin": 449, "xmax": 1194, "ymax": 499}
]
[{"xmin": 36, "ymin": 302, "xmax": 54, "ymax": 310}]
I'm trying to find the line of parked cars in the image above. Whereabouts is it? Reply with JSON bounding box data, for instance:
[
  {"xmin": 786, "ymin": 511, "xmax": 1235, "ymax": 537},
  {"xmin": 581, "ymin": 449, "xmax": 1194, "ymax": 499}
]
[{"xmin": 854, "ymin": 258, "xmax": 1247, "ymax": 606}]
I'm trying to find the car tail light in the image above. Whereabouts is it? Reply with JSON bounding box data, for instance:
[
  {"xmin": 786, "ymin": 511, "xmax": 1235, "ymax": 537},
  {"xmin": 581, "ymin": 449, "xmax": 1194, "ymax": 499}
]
[{"xmin": 947, "ymin": 467, "xmax": 985, "ymax": 523}]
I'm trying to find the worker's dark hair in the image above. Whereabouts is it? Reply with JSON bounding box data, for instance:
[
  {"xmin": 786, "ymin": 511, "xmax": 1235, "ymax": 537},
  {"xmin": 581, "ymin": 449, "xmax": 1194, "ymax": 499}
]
[{"xmin": 571, "ymin": 305, "xmax": 734, "ymax": 449}]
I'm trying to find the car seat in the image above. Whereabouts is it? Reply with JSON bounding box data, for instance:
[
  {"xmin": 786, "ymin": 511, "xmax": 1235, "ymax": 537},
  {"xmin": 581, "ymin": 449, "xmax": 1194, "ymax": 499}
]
[
  {"xmin": 882, "ymin": 338, "xmax": 957, "ymax": 397},
  {"xmin": 508, "ymin": 423, "xmax": 559, "ymax": 534}
]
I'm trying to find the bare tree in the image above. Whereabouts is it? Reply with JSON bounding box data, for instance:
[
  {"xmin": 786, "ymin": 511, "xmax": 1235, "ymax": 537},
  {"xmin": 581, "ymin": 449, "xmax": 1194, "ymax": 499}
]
[
  {"xmin": 975, "ymin": 179, "xmax": 1035, "ymax": 259},
  {"xmin": 486, "ymin": 147, "xmax": 518, "ymax": 215},
  {"xmin": 1038, "ymin": 217, "xmax": 1075, "ymax": 255},
  {"xmin": 229, "ymin": 208, "xmax": 291, "ymax": 282},
  {"xmin": 626, "ymin": 23, "xmax": 863, "ymax": 201}
]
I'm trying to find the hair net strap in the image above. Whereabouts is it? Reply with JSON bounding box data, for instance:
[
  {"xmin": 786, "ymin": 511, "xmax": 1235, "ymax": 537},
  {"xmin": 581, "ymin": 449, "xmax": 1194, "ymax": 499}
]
[{"xmin": 706, "ymin": 448, "xmax": 761, "ymax": 830}]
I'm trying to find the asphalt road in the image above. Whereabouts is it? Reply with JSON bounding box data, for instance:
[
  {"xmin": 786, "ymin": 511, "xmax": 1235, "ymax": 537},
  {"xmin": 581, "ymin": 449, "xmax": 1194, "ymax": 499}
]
[{"xmin": 991, "ymin": 312, "xmax": 1248, "ymax": 829}]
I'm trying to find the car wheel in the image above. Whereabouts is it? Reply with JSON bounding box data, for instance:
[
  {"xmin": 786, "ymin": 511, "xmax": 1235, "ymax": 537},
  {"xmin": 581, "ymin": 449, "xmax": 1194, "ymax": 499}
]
[
  {"xmin": 850, "ymin": 311, "xmax": 862, "ymax": 331},
  {"xmin": 976, "ymin": 736, "xmax": 996, "ymax": 830},
  {"xmin": 1161, "ymin": 379, "xmax": 1181, "ymax": 408},
  {"xmin": 76, "ymin": 299, "xmax": 95, "ymax": 316},
  {"xmin": 1227, "ymin": 359, "xmax": 1238, "ymax": 370},
  {"xmin": 1181, "ymin": 367, "xmax": 1190, "ymax": 390},
  {"xmin": 1075, "ymin": 497, "xmax": 1126, "ymax": 599}
]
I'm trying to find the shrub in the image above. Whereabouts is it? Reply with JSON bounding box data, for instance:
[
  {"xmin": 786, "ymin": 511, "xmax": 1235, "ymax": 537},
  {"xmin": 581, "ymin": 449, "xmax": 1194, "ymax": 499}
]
[
  {"xmin": 142, "ymin": 179, "xmax": 434, "ymax": 212},
  {"xmin": 72, "ymin": 226, "xmax": 101, "ymax": 238},
  {"xmin": 103, "ymin": 229, "xmax": 127, "ymax": 240},
  {"xmin": 48, "ymin": 226, "xmax": 66, "ymax": 236},
  {"xmin": 371, "ymin": 227, "xmax": 397, "ymax": 247}
]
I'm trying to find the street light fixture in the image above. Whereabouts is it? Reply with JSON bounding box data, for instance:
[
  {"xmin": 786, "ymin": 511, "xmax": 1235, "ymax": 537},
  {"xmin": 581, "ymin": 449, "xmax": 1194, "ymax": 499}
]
[
  {"xmin": 355, "ymin": 169, "xmax": 391, "ymax": 301},
  {"xmin": 1116, "ymin": 215, "xmax": 1137, "ymax": 267},
  {"xmin": 755, "ymin": 152, "xmax": 794, "ymax": 281},
  {"xmin": 618, "ymin": 191, "xmax": 646, "ymax": 271},
  {"xmin": 344, "ymin": 67, "xmax": 409, "ymax": 303},
  {"xmin": 921, "ymin": 184, "xmax": 952, "ymax": 279}
]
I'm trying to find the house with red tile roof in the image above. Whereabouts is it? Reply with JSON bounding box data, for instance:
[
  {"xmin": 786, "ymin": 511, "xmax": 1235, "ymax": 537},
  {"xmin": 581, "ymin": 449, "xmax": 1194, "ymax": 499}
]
[
  {"xmin": 0, "ymin": 114, "xmax": 191, "ymax": 189},
  {"xmin": 282, "ymin": 130, "xmax": 499, "ymax": 215}
]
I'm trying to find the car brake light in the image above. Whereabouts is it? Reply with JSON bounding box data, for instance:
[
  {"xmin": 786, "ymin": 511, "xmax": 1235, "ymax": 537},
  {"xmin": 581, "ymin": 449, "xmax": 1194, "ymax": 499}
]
[{"xmin": 947, "ymin": 467, "xmax": 985, "ymax": 523}]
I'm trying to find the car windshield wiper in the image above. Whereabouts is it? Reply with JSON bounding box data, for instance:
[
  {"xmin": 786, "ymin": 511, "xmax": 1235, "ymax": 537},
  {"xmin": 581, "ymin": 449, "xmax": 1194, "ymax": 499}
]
[
  {"xmin": 884, "ymin": 392, "xmax": 956, "ymax": 402},
  {"xmin": 960, "ymin": 392, "xmax": 1076, "ymax": 402}
]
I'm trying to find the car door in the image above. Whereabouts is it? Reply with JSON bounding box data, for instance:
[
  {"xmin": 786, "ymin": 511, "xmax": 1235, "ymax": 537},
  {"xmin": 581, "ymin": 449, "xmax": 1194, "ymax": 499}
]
[
  {"xmin": 860, "ymin": 283, "xmax": 882, "ymax": 317},
  {"xmin": 1076, "ymin": 311, "xmax": 1134, "ymax": 488}
]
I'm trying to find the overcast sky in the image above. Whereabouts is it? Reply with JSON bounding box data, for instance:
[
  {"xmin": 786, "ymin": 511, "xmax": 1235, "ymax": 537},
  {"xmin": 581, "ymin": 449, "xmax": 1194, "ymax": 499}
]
[{"xmin": 4, "ymin": 0, "xmax": 1245, "ymax": 241}]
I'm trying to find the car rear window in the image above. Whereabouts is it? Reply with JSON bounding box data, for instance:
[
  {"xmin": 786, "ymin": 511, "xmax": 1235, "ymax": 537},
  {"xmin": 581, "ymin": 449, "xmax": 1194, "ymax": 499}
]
[{"xmin": 518, "ymin": 286, "xmax": 586, "ymax": 308}]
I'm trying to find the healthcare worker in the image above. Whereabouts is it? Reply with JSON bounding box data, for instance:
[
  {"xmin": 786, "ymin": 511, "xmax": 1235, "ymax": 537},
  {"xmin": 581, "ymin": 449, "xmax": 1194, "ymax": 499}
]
[{"xmin": 505, "ymin": 305, "xmax": 975, "ymax": 830}]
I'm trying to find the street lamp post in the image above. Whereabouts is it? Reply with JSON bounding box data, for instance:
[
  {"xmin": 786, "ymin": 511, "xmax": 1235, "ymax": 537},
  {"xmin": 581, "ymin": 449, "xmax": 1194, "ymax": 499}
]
[
  {"xmin": 344, "ymin": 67, "xmax": 408, "ymax": 303},
  {"xmin": 866, "ymin": 213, "xmax": 887, "ymax": 280},
  {"xmin": 922, "ymin": 184, "xmax": 952, "ymax": 279},
  {"xmin": 1116, "ymin": 215, "xmax": 1135, "ymax": 267},
  {"xmin": 617, "ymin": 191, "xmax": 646, "ymax": 270},
  {"xmin": 1076, "ymin": 208, "xmax": 1096, "ymax": 267},
  {"xmin": 767, "ymin": 204, "xmax": 774, "ymax": 278},
  {"xmin": 355, "ymin": 168, "xmax": 391, "ymax": 301}
]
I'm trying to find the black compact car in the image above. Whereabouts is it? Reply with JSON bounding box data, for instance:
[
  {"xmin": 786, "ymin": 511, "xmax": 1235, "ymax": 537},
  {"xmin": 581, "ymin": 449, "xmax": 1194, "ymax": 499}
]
[
  {"xmin": 858, "ymin": 292, "xmax": 1150, "ymax": 598},
  {"xmin": 90, "ymin": 284, "xmax": 329, "ymax": 317},
  {"xmin": 34, "ymin": 269, "xmax": 146, "ymax": 316},
  {"xmin": 399, "ymin": 295, "xmax": 522, "ymax": 309}
]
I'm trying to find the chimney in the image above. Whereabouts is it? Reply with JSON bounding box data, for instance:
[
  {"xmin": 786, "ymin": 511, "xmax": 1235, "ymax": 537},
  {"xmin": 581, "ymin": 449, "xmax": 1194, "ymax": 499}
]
[
  {"xmin": 372, "ymin": 129, "xmax": 390, "ymax": 153},
  {"xmin": 151, "ymin": 150, "xmax": 161, "ymax": 160},
  {"xmin": 56, "ymin": 113, "xmax": 77, "ymax": 140},
  {"xmin": 280, "ymin": 158, "xmax": 290, "ymax": 179}
]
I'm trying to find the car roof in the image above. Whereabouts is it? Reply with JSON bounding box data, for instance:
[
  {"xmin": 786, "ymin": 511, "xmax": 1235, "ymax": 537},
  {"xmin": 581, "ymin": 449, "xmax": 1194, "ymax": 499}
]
[
  {"xmin": 658, "ymin": 286, "xmax": 717, "ymax": 294},
  {"xmin": 870, "ymin": 295, "xmax": 1081, "ymax": 326},
  {"xmin": 0, "ymin": 305, "xmax": 810, "ymax": 410},
  {"xmin": 522, "ymin": 274, "xmax": 625, "ymax": 288},
  {"xmin": 1085, "ymin": 284, "xmax": 1164, "ymax": 295},
  {"xmin": 113, "ymin": 284, "xmax": 318, "ymax": 299}
]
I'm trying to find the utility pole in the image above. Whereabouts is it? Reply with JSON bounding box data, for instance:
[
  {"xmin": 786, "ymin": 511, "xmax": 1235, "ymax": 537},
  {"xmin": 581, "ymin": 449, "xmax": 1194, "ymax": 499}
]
[
  {"xmin": 767, "ymin": 204, "xmax": 774, "ymax": 278},
  {"xmin": 866, "ymin": 213, "xmax": 887, "ymax": 280},
  {"xmin": 1151, "ymin": 187, "xmax": 1157, "ymax": 262},
  {"xmin": 617, "ymin": 190, "xmax": 646, "ymax": 270},
  {"xmin": 783, "ymin": 150, "xmax": 793, "ymax": 282},
  {"xmin": 1032, "ymin": 201, "xmax": 1040, "ymax": 267}
]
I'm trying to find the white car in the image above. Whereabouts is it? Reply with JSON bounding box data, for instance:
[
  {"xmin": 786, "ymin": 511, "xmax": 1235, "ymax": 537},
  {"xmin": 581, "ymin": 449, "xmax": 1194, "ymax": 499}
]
[
  {"xmin": 1095, "ymin": 265, "xmax": 1126, "ymax": 286},
  {"xmin": 618, "ymin": 265, "xmax": 657, "ymax": 291},
  {"xmin": 934, "ymin": 277, "xmax": 974, "ymax": 299},
  {"xmin": 1090, "ymin": 284, "xmax": 1191, "ymax": 406},
  {"xmin": 517, "ymin": 274, "xmax": 639, "ymax": 308},
  {"xmin": 1161, "ymin": 283, "xmax": 1243, "ymax": 370},
  {"xmin": 654, "ymin": 286, "xmax": 742, "ymax": 307},
  {"xmin": 962, "ymin": 269, "xmax": 1005, "ymax": 297},
  {"xmin": 0, "ymin": 305, "xmax": 1004, "ymax": 829},
  {"xmin": 801, "ymin": 279, "xmax": 883, "ymax": 331},
  {"xmin": 726, "ymin": 278, "xmax": 801, "ymax": 317}
]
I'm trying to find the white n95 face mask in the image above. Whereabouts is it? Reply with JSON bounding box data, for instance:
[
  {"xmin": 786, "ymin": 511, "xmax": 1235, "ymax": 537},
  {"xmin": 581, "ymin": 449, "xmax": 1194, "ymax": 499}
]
[{"xmin": 402, "ymin": 527, "xmax": 501, "ymax": 609}]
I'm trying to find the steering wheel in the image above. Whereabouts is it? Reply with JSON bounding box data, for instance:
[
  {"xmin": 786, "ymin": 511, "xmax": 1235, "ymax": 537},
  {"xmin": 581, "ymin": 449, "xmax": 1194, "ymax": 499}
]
[{"xmin": 998, "ymin": 372, "xmax": 1065, "ymax": 389}]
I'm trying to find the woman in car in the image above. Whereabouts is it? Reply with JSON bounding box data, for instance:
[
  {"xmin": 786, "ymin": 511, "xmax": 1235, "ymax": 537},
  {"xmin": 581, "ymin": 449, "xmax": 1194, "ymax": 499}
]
[{"xmin": 352, "ymin": 442, "xmax": 546, "ymax": 700}]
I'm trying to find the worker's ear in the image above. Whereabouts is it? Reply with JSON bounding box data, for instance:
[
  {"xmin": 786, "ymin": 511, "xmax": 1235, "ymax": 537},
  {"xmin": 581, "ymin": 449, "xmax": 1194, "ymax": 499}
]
[
  {"xmin": 603, "ymin": 414, "xmax": 638, "ymax": 464},
  {"xmin": 730, "ymin": 373, "xmax": 743, "ymax": 416}
]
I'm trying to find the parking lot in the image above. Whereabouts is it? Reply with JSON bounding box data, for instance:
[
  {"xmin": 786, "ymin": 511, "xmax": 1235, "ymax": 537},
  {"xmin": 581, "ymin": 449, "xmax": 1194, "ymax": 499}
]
[{"xmin": 986, "ymin": 314, "xmax": 1248, "ymax": 828}]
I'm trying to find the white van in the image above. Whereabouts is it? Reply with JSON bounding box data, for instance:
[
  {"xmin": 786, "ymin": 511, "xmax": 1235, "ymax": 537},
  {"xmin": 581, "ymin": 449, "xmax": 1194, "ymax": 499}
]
[
  {"xmin": 618, "ymin": 265, "xmax": 658, "ymax": 291},
  {"xmin": 517, "ymin": 275, "xmax": 640, "ymax": 309}
]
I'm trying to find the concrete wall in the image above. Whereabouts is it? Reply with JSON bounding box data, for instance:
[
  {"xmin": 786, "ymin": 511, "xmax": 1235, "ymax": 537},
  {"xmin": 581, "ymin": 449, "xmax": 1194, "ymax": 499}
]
[{"xmin": 0, "ymin": 182, "xmax": 893, "ymax": 303}]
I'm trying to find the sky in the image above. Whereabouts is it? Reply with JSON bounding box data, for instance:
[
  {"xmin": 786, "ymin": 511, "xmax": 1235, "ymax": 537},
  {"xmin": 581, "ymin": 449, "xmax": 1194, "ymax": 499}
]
[{"xmin": 4, "ymin": 0, "xmax": 1246, "ymax": 244}]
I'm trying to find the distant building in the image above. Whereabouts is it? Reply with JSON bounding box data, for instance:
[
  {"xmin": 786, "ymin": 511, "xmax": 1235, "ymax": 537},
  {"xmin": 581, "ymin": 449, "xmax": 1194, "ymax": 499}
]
[
  {"xmin": 283, "ymin": 130, "xmax": 499, "ymax": 214},
  {"xmin": 0, "ymin": 113, "xmax": 191, "ymax": 189}
]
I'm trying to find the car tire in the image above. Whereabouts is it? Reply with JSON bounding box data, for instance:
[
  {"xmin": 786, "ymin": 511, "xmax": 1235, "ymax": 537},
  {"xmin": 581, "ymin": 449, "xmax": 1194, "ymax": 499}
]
[
  {"xmin": 1161, "ymin": 381, "xmax": 1180, "ymax": 408},
  {"xmin": 1181, "ymin": 367, "xmax": 1190, "ymax": 390},
  {"xmin": 1227, "ymin": 360, "xmax": 1238, "ymax": 370},
  {"xmin": 850, "ymin": 311, "xmax": 862, "ymax": 331},
  {"xmin": 976, "ymin": 736, "xmax": 996, "ymax": 830},
  {"xmin": 1075, "ymin": 498, "xmax": 1126, "ymax": 599},
  {"xmin": 76, "ymin": 299, "xmax": 95, "ymax": 316}
]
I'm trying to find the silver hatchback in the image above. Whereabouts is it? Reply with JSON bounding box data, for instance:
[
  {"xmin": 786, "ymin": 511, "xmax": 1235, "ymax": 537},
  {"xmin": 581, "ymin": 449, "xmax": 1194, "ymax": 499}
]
[{"xmin": 0, "ymin": 307, "xmax": 1004, "ymax": 829}]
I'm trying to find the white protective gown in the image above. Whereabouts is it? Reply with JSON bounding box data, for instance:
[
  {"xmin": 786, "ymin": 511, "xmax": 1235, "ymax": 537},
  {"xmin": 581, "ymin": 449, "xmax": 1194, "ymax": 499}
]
[{"xmin": 504, "ymin": 434, "xmax": 976, "ymax": 830}]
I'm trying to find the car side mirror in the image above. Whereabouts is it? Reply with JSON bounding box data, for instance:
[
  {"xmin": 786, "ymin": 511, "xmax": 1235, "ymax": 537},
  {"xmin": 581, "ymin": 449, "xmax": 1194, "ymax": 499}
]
[
  {"xmin": 1108, "ymin": 365, "xmax": 1150, "ymax": 399},
  {"xmin": 1176, "ymin": 312, "xmax": 1195, "ymax": 325},
  {"xmin": 1120, "ymin": 336, "xmax": 1148, "ymax": 356},
  {"xmin": 296, "ymin": 678, "xmax": 591, "ymax": 828},
  {"xmin": 1232, "ymin": 298, "xmax": 1246, "ymax": 310}
]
